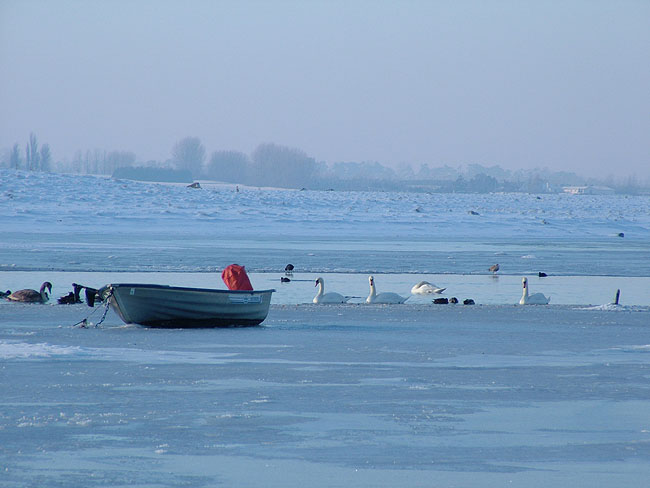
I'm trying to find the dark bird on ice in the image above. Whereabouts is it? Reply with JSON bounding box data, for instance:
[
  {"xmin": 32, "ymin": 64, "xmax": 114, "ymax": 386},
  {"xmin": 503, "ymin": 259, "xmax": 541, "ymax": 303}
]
[
  {"xmin": 57, "ymin": 283, "xmax": 84, "ymax": 304},
  {"xmin": 489, "ymin": 264, "xmax": 500, "ymax": 274}
]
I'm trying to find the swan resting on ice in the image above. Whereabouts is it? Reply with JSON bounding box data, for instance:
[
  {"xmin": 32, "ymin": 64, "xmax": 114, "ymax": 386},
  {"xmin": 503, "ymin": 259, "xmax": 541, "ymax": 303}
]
[
  {"xmin": 519, "ymin": 277, "xmax": 550, "ymax": 305},
  {"xmin": 367, "ymin": 275, "xmax": 409, "ymax": 304},
  {"xmin": 313, "ymin": 277, "xmax": 349, "ymax": 304},
  {"xmin": 411, "ymin": 281, "xmax": 446, "ymax": 295},
  {"xmin": 7, "ymin": 282, "xmax": 52, "ymax": 303}
]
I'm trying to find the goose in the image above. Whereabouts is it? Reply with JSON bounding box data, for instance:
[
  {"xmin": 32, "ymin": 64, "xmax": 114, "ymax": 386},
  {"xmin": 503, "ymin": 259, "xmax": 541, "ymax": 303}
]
[
  {"xmin": 411, "ymin": 281, "xmax": 446, "ymax": 295},
  {"xmin": 7, "ymin": 282, "xmax": 52, "ymax": 303},
  {"xmin": 366, "ymin": 275, "xmax": 409, "ymax": 304},
  {"xmin": 519, "ymin": 277, "xmax": 550, "ymax": 305},
  {"xmin": 313, "ymin": 277, "xmax": 349, "ymax": 304}
]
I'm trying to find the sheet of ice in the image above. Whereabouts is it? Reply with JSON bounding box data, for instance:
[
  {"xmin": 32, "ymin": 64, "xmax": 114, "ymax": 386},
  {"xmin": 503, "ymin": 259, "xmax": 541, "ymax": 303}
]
[
  {"xmin": 2, "ymin": 304, "xmax": 650, "ymax": 487},
  {"xmin": 1, "ymin": 169, "xmax": 649, "ymax": 276},
  {"xmin": 2, "ymin": 169, "xmax": 650, "ymax": 486}
]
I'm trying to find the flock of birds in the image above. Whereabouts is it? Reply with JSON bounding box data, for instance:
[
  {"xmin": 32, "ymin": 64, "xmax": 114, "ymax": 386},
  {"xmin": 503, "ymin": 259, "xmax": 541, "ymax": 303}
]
[
  {"xmin": 312, "ymin": 275, "xmax": 480, "ymax": 305},
  {"xmin": 1, "ymin": 282, "xmax": 99, "ymax": 305},
  {"xmin": 303, "ymin": 262, "xmax": 550, "ymax": 305},
  {"xmin": 3, "ymin": 263, "xmax": 552, "ymax": 306}
]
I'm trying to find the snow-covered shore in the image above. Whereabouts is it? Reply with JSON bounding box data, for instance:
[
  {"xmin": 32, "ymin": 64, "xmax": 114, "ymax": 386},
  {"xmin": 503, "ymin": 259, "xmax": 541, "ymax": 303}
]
[{"xmin": 2, "ymin": 169, "xmax": 649, "ymax": 276}]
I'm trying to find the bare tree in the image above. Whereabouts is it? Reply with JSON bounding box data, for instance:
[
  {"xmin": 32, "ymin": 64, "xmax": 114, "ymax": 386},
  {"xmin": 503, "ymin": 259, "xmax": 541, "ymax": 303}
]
[
  {"xmin": 172, "ymin": 137, "xmax": 205, "ymax": 177},
  {"xmin": 25, "ymin": 133, "xmax": 40, "ymax": 171},
  {"xmin": 39, "ymin": 144, "xmax": 52, "ymax": 172},
  {"xmin": 251, "ymin": 143, "xmax": 319, "ymax": 188},
  {"xmin": 206, "ymin": 150, "xmax": 250, "ymax": 183},
  {"xmin": 10, "ymin": 144, "xmax": 22, "ymax": 169},
  {"xmin": 105, "ymin": 151, "xmax": 136, "ymax": 174}
]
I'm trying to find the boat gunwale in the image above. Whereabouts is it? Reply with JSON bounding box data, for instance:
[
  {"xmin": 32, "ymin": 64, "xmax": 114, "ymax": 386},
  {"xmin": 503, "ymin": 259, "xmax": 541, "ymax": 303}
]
[{"xmin": 103, "ymin": 283, "xmax": 276, "ymax": 295}]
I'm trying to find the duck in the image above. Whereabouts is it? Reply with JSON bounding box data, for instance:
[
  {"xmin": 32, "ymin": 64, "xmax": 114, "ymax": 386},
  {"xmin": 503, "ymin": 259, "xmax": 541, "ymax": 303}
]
[
  {"xmin": 313, "ymin": 277, "xmax": 349, "ymax": 304},
  {"xmin": 366, "ymin": 275, "xmax": 409, "ymax": 304},
  {"xmin": 7, "ymin": 282, "xmax": 52, "ymax": 303},
  {"xmin": 0, "ymin": 289, "xmax": 11, "ymax": 298},
  {"xmin": 411, "ymin": 281, "xmax": 446, "ymax": 295},
  {"xmin": 519, "ymin": 277, "xmax": 550, "ymax": 305},
  {"xmin": 489, "ymin": 264, "xmax": 500, "ymax": 274}
]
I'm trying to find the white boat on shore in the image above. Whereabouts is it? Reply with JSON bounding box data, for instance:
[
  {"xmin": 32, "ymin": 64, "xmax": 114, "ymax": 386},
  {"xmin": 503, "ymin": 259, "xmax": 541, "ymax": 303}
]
[{"xmin": 99, "ymin": 283, "xmax": 275, "ymax": 328}]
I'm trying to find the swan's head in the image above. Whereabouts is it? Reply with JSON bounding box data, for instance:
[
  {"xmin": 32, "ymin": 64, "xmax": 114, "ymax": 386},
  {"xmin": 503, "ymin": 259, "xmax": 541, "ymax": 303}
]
[
  {"xmin": 368, "ymin": 275, "xmax": 375, "ymax": 285},
  {"xmin": 41, "ymin": 282, "xmax": 53, "ymax": 293},
  {"xmin": 315, "ymin": 277, "xmax": 323, "ymax": 287},
  {"xmin": 522, "ymin": 277, "xmax": 528, "ymax": 288}
]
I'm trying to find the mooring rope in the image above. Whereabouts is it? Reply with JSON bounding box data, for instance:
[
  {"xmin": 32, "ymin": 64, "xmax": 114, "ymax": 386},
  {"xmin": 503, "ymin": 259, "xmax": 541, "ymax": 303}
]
[{"xmin": 72, "ymin": 290, "xmax": 113, "ymax": 328}]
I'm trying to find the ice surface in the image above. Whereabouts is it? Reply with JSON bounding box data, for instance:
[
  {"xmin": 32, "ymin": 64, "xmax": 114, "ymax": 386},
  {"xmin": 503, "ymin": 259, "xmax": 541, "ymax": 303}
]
[
  {"xmin": 2, "ymin": 305, "xmax": 650, "ymax": 487},
  {"xmin": 1, "ymin": 169, "xmax": 650, "ymax": 486},
  {"xmin": 1, "ymin": 169, "xmax": 649, "ymax": 276}
]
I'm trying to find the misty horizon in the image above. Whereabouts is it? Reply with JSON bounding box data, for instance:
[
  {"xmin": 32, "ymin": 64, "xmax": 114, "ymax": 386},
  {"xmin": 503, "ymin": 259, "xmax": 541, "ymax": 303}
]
[{"xmin": 1, "ymin": 1, "xmax": 649, "ymax": 179}]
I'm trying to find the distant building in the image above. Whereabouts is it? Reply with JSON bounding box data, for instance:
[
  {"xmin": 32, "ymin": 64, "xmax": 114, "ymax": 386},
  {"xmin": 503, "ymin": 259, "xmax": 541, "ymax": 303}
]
[{"xmin": 563, "ymin": 185, "xmax": 615, "ymax": 195}]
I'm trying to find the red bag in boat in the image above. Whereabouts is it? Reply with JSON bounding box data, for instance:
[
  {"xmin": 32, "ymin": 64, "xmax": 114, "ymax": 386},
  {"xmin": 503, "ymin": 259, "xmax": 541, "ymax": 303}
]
[{"xmin": 221, "ymin": 264, "xmax": 253, "ymax": 291}]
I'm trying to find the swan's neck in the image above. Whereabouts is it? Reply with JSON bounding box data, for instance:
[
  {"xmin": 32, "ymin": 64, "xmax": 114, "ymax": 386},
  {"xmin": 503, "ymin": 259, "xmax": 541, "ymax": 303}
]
[
  {"xmin": 316, "ymin": 282, "xmax": 324, "ymax": 298},
  {"xmin": 519, "ymin": 283, "xmax": 530, "ymax": 304},
  {"xmin": 368, "ymin": 282, "xmax": 376, "ymax": 300}
]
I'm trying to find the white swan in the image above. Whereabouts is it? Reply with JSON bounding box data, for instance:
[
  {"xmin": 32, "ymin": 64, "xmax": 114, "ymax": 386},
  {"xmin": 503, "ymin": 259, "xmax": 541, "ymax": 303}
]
[
  {"xmin": 519, "ymin": 277, "xmax": 550, "ymax": 305},
  {"xmin": 7, "ymin": 282, "xmax": 52, "ymax": 303},
  {"xmin": 411, "ymin": 281, "xmax": 446, "ymax": 295},
  {"xmin": 367, "ymin": 275, "xmax": 409, "ymax": 304},
  {"xmin": 313, "ymin": 277, "xmax": 349, "ymax": 304}
]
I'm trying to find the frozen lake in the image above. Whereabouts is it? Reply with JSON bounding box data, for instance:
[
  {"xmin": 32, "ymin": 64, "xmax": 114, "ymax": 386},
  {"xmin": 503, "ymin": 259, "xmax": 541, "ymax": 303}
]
[
  {"xmin": 2, "ymin": 303, "xmax": 650, "ymax": 487},
  {"xmin": 1, "ymin": 170, "xmax": 650, "ymax": 486}
]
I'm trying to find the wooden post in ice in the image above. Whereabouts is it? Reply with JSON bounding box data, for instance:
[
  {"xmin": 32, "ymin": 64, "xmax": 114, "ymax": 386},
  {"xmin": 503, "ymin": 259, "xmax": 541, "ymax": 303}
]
[{"xmin": 613, "ymin": 289, "xmax": 620, "ymax": 305}]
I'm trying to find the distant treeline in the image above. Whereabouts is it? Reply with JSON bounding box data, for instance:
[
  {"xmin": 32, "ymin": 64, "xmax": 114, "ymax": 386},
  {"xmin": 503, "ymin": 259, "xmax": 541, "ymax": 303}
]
[{"xmin": 2, "ymin": 133, "xmax": 648, "ymax": 194}]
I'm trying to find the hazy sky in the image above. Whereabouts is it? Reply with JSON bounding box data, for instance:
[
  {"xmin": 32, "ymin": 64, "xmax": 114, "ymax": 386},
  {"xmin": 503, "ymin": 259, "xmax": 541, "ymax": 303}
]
[{"xmin": 1, "ymin": 0, "xmax": 649, "ymax": 178}]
